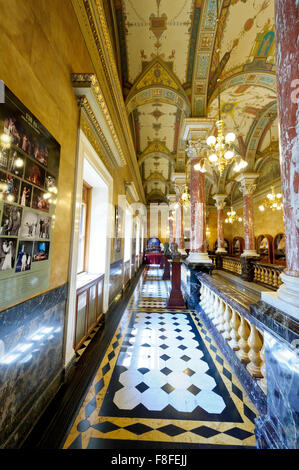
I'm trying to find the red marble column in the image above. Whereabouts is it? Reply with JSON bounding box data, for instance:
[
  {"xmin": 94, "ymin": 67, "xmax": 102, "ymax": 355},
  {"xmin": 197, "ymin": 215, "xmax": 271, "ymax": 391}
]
[
  {"xmin": 275, "ymin": 0, "xmax": 299, "ymax": 277},
  {"xmin": 213, "ymin": 194, "xmax": 227, "ymax": 253},
  {"xmin": 262, "ymin": 0, "xmax": 299, "ymax": 317},
  {"xmin": 169, "ymin": 216, "xmax": 174, "ymax": 245},
  {"xmin": 236, "ymin": 173, "xmax": 259, "ymax": 257},
  {"xmin": 186, "ymin": 157, "xmax": 211, "ymax": 263},
  {"xmin": 175, "ymin": 196, "xmax": 186, "ymax": 255}
]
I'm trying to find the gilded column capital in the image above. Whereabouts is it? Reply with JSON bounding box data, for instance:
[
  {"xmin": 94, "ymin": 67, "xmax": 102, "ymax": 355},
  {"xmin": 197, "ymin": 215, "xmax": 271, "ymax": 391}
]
[
  {"xmin": 236, "ymin": 173, "xmax": 259, "ymax": 196},
  {"xmin": 213, "ymin": 194, "xmax": 227, "ymax": 211}
]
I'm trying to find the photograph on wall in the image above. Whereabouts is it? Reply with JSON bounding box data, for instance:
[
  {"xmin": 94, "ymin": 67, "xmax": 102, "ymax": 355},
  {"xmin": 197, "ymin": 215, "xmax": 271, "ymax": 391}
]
[
  {"xmin": 0, "ymin": 237, "xmax": 17, "ymax": 271},
  {"xmin": 45, "ymin": 173, "xmax": 57, "ymax": 192},
  {"xmin": 32, "ymin": 187, "xmax": 50, "ymax": 213},
  {"xmin": 0, "ymin": 84, "xmax": 60, "ymax": 310},
  {"xmin": 0, "ymin": 203, "xmax": 23, "ymax": 236},
  {"xmin": 8, "ymin": 149, "xmax": 25, "ymax": 177},
  {"xmin": 20, "ymin": 210, "xmax": 38, "ymax": 239},
  {"xmin": 15, "ymin": 240, "xmax": 33, "ymax": 273},
  {"xmin": 1, "ymin": 87, "xmax": 60, "ymax": 176},
  {"xmin": 0, "ymin": 148, "xmax": 9, "ymax": 171},
  {"xmin": 0, "ymin": 171, "xmax": 20, "ymax": 203},
  {"xmin": 37, "ymin": 215, "xmax": 51, "ymax": 239},
  {"xmin": 33, "ymin": 241, "xmax": 50, "ymax": 262},
  {"xmin": 24, "ymin": 158, "xmax": 45, "ymax": 188},
  {"xmin": 19, "ymin": 182, "xmax": 32, "ymax": 207}
]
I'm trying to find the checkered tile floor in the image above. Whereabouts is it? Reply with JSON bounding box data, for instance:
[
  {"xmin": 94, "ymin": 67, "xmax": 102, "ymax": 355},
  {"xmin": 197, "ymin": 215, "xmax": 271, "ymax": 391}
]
[{"xmin": 63, "ymin": 266, "xmax": 257, "ymax": 449}]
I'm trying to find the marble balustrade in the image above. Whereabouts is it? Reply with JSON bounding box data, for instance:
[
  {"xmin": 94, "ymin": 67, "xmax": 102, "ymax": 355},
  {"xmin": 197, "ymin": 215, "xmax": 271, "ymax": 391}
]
[
  {"xmin": 191, "ymin": 271, "xmax": 299, "ymax": 449},
  {"xmin": 252, "ymin": 262, "xmax": 284, "ymax": 290},
  {"xmin": 222, "ymin": 257, "xmax": 242, "ymax": 276}
]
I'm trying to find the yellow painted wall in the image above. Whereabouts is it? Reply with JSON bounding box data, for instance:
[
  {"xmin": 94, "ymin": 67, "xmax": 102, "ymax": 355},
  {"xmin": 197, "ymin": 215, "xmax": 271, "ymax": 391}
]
[
  {"xmin": 223, "ymin": 203, "xmax": 285, "ymax": 244},
  {"xmin": 0, "ymin": 0, "xmax": 94, "ymax": 290}
]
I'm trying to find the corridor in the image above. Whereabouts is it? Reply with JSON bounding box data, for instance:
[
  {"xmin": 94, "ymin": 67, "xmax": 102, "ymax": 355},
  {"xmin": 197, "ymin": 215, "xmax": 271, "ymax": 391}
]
[{"xmin": 63, "ymin": 266, "xmax": 257, "ymax": 450}]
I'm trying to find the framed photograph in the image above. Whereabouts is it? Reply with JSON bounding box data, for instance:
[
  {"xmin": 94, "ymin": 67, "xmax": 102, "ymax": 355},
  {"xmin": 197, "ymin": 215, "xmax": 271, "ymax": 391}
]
[
  {"xmin": 0, "ymin": 148, "xmax": 9, "ymax": 172},
  {"xmin": 32, "ymin": 187, "xmax": 50, "ymax": 213},
  {"xmin": 0, "ymin": 171, "xmax": 20, "ymax": 203},
  {"xmin": 33, "ymin": 241, "xmax": 50, "ymax": 262},
  {"xmin": 0, "ymin": 203, "xmax": 23, "ymax": 236},
  {"xmin": 15, "ymin": 240, "xmax": 33, "ymax": 272},
  {"xmin": 19, "ymin": 182, "xmax": 32, "ymax": 207},
  {"xmin": 0, "ymin": 237, "xmax": 17, "ymax": 271},
  {"xmin": 24, "ymin": 158, "xmax": 45, "ymax": 188},
  {"xmin": 20, "ymin": 210, "xmax": 39, "ymax": 239},
  {"xmin": 37, "ymin": 215, "xmax": 51, "ymax": 239},
  {"xmin": 45, "ymin": 173, "xmax": 57, "ymax": 192},
  {"xmin": 8, "ymin": 149, "xmax": 25, "ymax": 177}
]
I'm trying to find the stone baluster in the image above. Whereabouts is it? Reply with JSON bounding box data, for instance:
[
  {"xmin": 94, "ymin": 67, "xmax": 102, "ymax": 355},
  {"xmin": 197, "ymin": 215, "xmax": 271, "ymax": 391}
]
[
  {"xmin": 228, "ymin": 308, "xmax": 241, "ymax": 350},
  {"xmin": 247, "ymin": 324, "xmax": 263, "ymax": 378},
  {"xmin": 212, "ymin": 296, "xmax": 222, "ymax": 326},
  {"xmin": 215, "ymin": 297, "xmax": 225, "ymax": 330},
  {"xmin": 222, "ymin": 303, "xmax": 232, "ymax": 340},
  {"xmin": 236, "ymin": 316, "xmax": 251, "ymax": 363},
  {"xmin": 218, "ymin": 301, "xmax": 227, "ymax": 333},
  {"xmin": 202, "ymin": 285, "xmax": 210, "ymax": 310}
]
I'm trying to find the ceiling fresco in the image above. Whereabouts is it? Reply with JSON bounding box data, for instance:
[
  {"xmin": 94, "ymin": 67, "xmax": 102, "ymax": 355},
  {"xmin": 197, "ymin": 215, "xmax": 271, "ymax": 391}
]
[
  {"xmin": 207, "ymin": 84, "xmax": 277, "ymax": 143},
  {"xmin": 111, "ymin": 0, "xmax": 279, "ymax": 204}
]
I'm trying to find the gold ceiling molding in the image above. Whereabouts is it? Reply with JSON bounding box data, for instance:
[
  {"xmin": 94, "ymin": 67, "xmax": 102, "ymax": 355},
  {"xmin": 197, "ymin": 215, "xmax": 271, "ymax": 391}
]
[
  {"xmin": 126, "ymin": 57, "xmax": 190, "ymax": 111},
  {"xmin": 124, "ymin": 181, "xmax": 140, "ymax": 203},
  {"xmin": 145, "ymin": 172, "xmax": 168, "ymax": 183},
  {"xmin": 142, "ymin": 140, "xmax": 172, "ymax": 157},
  {"xmin": 136, "ymin": 62, "xmax": 179, "ymax": 91},
  {"xmin": 71, "ymin": 0, "xmax": 146, "ymax": 202},
  {"xmin": 72, "ymin": 73, "xmax": 126, "ymax": 167},
  {"xmin": 77, "ymin": 96, "xmax": 118, "ymax": 171},
  {"xmin": 191, "ymin": 0, "xmax": 223, "ymax": 117}
]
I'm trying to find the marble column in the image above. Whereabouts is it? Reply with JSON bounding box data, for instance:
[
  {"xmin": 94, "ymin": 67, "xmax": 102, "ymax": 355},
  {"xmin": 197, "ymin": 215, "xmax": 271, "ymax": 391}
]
[
  {"xmin": 262, "ymin": 0, "xmax": 299, "ymax": 320},
  {"xmin": 236, "ymin": 173, "xmax": 259, "ymax": 257},
  {"xmin": 169, "ymin": 215, "xmax": 174, "ymax": 245},
  {"xmin": 176, "ymin": 199, "xmax": 186, "ymax": 255},
  {"xmin": 213, "ymin": 194, "xmax": 227, "ymax": 254},
  {"xmin": 186, "ymin": 156, "xmax": 212, "ymax": 264}
]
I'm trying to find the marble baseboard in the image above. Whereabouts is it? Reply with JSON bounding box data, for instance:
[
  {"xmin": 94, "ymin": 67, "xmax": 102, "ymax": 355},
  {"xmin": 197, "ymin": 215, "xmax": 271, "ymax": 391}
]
[{"xmin": 0, "ymin": 284, "xmax": 67, "ymax": 448}]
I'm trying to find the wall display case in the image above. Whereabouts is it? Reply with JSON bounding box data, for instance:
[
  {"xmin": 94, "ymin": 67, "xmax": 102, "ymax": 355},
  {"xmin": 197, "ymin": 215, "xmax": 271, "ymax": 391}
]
[
  {"xmin": 273, "ymin": 233, "xmax": 286, "ymax": 266},
  {"xmin": 231, "ymin": 236, "xmax": 244, "ymax": 257},
  {"xmin": 256, "ymin": 234, "xmax": 273, "ymax": 264},
  {"xmin": 0, "ymin": 85, "xmax": 60, "ymax": 310}
]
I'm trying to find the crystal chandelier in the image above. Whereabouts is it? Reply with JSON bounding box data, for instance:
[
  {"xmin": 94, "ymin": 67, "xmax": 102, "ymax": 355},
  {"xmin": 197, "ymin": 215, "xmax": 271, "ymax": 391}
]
[
  {"xmin": 206, "ymin": 120, "xmax": 245, "ymax": 174},
  {"xmin": 225, "ymin": 206, "xmax": 243, "ymax": 224},
  {"xmin": 259, "ymin": 186, "xmax": 283, "ymax": 212},
  {"xmin": 185, "ymin": 1, "xmax": 248, "ymax": 176}
]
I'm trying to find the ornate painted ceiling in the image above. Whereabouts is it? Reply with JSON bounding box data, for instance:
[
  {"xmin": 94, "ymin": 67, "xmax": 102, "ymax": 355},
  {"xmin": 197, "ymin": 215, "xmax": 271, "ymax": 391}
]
[{"xmin": 111, "ymin": 0, "xmax": 278, "ymax": 204}]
